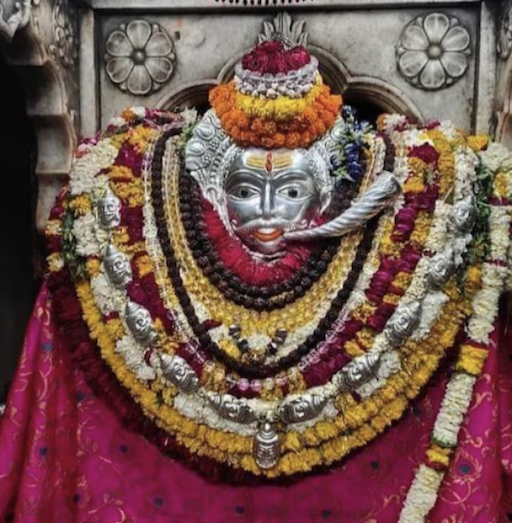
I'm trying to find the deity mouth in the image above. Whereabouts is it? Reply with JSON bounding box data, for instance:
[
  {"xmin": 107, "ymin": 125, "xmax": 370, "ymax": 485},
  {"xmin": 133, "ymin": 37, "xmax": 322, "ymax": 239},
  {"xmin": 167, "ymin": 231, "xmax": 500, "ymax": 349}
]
[{"xmin": 252, "ymin": 228, "xmax": 283, "ymax": 242}]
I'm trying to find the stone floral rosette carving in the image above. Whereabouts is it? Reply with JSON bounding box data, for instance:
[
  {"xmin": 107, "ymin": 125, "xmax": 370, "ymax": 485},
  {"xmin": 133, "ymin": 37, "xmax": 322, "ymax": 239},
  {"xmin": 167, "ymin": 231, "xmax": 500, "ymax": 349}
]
[
  {"xmin": 48, "ymin": 0, "xmax": 78, "ymax": 68},
  {"xmin": 498, "ymin": 9, "xmax": 512, "ymax": 60},
  {"xmin": 105, "ymin": 19, "xmax": 176, "ymax": 96},
  {"xmin": 396, "ymin": 12, "xmax": 471, "ymax": 90}
]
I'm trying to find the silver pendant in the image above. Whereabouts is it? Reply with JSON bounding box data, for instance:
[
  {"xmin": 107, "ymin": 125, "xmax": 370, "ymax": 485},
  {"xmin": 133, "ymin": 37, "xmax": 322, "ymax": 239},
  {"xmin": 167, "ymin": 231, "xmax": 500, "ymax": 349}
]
[
  {"xmin": 278, "ymin": 393, "xmax": 327, "ymax": 425},
  {"xmin": 253, "ymin": 422, "xmax": 280, "ymax": 470},
  {"xmin": 427, "ymin": 247, "xmax": 454, "ymax": 288},
  {"xmin": 104, "ymin": 244, "xmax": 132, "ymax": 289},
  {"xmin": 336, "ymin": 351, "xmax": 381, "ymax": 391},
  {"xmin": 451, "ymin": 194, "xmax": 476, "ymax": 233},
  {"xmin": 125, "ymin": 300, "xmax": 158, "ymax": 346},
  {"xmin": 97, "ymin": 187, "xmax": 122, "ymax": 230},
  {"xmin": 384, "ymin": 300, "xmax": 422, "ymax": 347},
  {"xmin": 206, "ymin": 392, "xmax": 257, "ymax": 424},
  {"xmin": 159, "ymin": 353, "xmax": 199, "ymax": 393}
]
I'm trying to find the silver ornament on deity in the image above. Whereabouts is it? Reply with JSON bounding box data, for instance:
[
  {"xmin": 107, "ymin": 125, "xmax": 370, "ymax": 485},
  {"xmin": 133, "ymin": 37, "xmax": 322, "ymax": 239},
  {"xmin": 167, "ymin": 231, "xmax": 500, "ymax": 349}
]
[
  {"xmin": 278, "ymin": 394, "xmax": 328, "ymax": 425},
  {"xmin": 384, "ymin": 300, "xmax": 422, "ymax": 347},
  {"xmin": 159, "ymin": 353, "xmax": 199, "ymax": 393},
  {"xmin": 125, "ymin": 300, "xmax": 158, "ymax": 346},
  {"xmin": 450, "ymin": 194, "xmax": 477, "ymax": 233},
  {"xmin": 427, "ymin": 247, "xmax": 455, "ymax": 288},
  {"xmin": 97, "ymin": 187, "xmax": 122, "ymax": 229},
  {"xmin": 103, "ymin": 244, "xmax": 132, "ymax": 289},
  {"xmin": 284, "ymin": 171, "xmax": 401, "ymax": 241},
  {"xmin": 336, "ymin": 352, "xmax": 381, "ymax": 391},
  {"xmin": 253, "ymin": 422, "xmax": 280, "ymax": 470},
  {"xmin": 206, "ymin": 392, "xmax": 257, "ymax": 424}
]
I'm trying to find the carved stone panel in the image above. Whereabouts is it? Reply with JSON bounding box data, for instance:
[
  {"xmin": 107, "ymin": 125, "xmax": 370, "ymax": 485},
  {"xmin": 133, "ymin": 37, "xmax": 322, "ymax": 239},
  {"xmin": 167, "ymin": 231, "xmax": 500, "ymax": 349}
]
[
  {"xmin": 396, "ymin": 12, "xmax": 471, "ymax": 90},
  {"xmin": 98, "ymin": 8, "xmax": 478, "ymax": 130},
  {"xmin": 104, "ymin": 19, "xmax": 176, "ymax": 95}
]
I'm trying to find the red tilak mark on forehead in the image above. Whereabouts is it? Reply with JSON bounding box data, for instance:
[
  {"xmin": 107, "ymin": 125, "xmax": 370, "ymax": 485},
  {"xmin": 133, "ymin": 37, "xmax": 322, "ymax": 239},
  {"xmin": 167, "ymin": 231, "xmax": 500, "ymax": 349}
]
[{"xmin": 265, "ymin": 152, "xmax": 273, "ymax": 175}]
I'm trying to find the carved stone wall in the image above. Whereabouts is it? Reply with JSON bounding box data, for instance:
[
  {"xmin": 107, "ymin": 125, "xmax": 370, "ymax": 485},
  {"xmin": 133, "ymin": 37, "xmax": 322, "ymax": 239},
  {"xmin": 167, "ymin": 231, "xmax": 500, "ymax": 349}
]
[{"xmin": 0, "ymin": 0, "xmax": 79, "ymax": 233}]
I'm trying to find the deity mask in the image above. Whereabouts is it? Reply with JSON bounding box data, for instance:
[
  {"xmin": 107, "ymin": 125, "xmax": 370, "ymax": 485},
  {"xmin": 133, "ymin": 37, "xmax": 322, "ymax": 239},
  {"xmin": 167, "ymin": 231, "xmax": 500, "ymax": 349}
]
[
  {"xmin": 185, "ymin": 109, "xmax": 400, "ymax": 258},
  {"xmin": 225, "ymin": 148, "xmax": 327, "ymax": 255}
]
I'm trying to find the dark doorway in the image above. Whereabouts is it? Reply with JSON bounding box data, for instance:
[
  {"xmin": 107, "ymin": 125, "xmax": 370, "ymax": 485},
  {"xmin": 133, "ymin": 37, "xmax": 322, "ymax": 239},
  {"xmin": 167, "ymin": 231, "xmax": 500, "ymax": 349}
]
[{"xmin": 0, "ymin": 50, "xmax": 39, "ymax": 404}]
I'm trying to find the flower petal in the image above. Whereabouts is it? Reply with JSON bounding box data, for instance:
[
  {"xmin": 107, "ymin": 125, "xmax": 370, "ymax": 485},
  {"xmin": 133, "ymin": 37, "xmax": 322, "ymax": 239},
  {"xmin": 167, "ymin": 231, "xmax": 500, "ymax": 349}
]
[
  {"xmin": 441, "ymin": 25, "xmax": 470, "ymax": 52},
  {"xmin": 420, "ymin": 59, "xmax": 446, "ymax": 89},
  {"xmin": 401, "ymin": 25, "xmax": 429, "ymax": 51},
  {"xmin": 423, "ymin": 13, "xmax": 450, "ymax": 44},
  {"xmin": 106, "ymin": 57, "xmax": 134, "ymax": 84},
  {"xmin": 145, "ymin": 31, "xmax": 173, "ymax": 57},
  {"xmin": 126, "ymin": 20, "xmax": 151, "ymax": 50},
  {"xmin": 127, "ymin": 65, "xmax": 152, "ymax": 95},
  {"xmin": 398, "ymin": 50, "xmax": 429, "ymax": 77},
  {"xmin": 440, "ymin": 52, "xmax": 468, "ymax": 78},
  {"xmin": 106, "ymin": 30, "xmax": 133, "ymax": 57},
  {"xmin": 145, "ymin": 57, "xmax": 173, "ymax": 83}
]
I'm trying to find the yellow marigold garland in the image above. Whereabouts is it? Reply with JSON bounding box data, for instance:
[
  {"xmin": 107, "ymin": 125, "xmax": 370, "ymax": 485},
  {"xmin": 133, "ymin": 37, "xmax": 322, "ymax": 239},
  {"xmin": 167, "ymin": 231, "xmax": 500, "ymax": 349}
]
[
  {"xmin": 209, "ymin": 80, "xmax": 342, "ymax": 149},
  {"xmin": 235, "ymin": 76, "xmax": 323, "ymax": 121}
]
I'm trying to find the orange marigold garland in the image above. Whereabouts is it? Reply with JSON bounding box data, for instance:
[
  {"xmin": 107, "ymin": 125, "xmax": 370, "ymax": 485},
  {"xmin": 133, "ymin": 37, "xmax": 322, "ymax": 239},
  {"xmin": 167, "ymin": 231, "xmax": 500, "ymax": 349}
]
[{"xmin": 210, "ymin": 74, "xmax": 342, "ymax": 149}]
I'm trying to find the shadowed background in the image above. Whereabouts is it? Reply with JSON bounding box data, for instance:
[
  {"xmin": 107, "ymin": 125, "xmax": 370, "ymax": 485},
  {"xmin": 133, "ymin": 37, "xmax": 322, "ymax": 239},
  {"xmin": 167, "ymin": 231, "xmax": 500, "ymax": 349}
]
[{"xmin": 0, "ymin": 51, "xmax": 39, "ymax": 404}]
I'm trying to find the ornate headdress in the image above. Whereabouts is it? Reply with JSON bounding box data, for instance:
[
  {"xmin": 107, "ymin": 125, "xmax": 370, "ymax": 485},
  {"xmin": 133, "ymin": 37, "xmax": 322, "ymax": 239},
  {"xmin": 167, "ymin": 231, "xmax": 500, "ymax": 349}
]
[
  {"xmin": 185, "ymin": 40, "xmax": 347, "ymax": 226},
  {"xmin": 210, "ymin": 40, "xmax": 342, "ymax": 149}
]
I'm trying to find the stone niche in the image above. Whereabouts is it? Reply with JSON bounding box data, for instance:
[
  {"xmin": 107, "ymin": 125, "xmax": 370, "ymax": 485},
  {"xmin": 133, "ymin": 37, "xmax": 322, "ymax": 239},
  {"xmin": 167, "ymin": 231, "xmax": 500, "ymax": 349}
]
[{"xmin": 0, "ymin": 0, "xmax": 504, "ymax": 233}]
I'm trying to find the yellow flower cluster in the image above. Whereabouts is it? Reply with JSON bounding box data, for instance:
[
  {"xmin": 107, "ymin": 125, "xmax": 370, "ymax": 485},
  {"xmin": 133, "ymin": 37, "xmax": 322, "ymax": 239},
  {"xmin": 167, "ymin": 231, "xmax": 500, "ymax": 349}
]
[
  {"xmin": 235, "ymin": 77, "xmax": 323, "ymax": 121},
  {"xmin": 47, "ymin": 252, "xmax": 64, "ymax": 273},
  {"xmin": 135, "ymin": 254, "xmax": 154, "ymax": 278},
  {"xmin": 108, "ymin": 165, "xmax": 133, "ymax": 180},
  {"xmin": 86, "ymin": 258, "xmax": 101, "ymax": 277},
  {"xmin": 427, "ymin": 130, "xmax": 455, "ymax": 196},
  {"xmin": 455, "ymin": 344, "xmax": 488, "ymax": 376},
  {"xmin": 128, "ymin": 126, "xmax": 160, "ymax": 153},
  {"xmin": 68, "ymin": 194, "xmax": 92, "ymax": 216},
  {"xmin": 426, "ymin": 444, "xmax": 452, "ymax": 467},
  {"xmin": 467, "ymin": 135, "xmax": 489, "ymax": 152},
  {"xmin": 111, "ymin": 179, "xmax": 144, "ymax": 207},
  {"xmin": 494, "ymin": 171, "xmax": 510, "ymax": 199}
]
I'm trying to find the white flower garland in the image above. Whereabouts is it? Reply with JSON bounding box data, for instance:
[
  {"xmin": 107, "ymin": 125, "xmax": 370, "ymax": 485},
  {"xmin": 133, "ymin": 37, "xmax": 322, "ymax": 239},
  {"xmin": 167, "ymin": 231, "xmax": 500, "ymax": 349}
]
[
  {"xmin": 398, "ymin": 465, "xmax": 444, "ymax": 523},
  {"xmin": 69, "ymin": 139, "xmax": 118, "ymax": 196},
  {"xmin": 431, "ymin": 372, "xmax": 476, "ymax": 447},
  {"xmin": 398, "ymin": 146, "xmax": 512, "ymax": 523}
]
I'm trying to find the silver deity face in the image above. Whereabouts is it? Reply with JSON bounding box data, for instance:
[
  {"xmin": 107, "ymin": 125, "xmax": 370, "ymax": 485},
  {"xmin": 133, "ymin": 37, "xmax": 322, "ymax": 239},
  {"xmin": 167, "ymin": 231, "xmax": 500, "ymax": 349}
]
[{"xmin": 225, "ymin": 148, "xmax": 325, "ymax": 255}]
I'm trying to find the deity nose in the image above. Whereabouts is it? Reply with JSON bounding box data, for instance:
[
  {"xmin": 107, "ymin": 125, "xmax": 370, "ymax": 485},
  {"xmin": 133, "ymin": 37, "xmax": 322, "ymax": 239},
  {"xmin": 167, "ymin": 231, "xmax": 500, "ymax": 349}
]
[{"xmin": 261, "ymin": 183, "xmax": 273, "ymax": 219}]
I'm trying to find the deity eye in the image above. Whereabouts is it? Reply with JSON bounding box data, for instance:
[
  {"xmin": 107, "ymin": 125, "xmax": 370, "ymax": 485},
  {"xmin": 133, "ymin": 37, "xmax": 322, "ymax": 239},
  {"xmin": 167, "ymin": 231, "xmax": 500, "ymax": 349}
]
[
  {"xmin": 277, "ymin": 185, "xmax": 311, "ymax": 200},
  {"xmin": 229, "ymin": 185, "xmax": 260, "ymax": 200}
]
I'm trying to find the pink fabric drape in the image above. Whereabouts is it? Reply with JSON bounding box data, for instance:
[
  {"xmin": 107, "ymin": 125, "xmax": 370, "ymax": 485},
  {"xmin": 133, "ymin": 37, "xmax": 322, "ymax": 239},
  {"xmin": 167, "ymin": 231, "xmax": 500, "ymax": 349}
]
[{"xmin": 1, "ymin": 284, "xmax": 512, "ymax": 523}]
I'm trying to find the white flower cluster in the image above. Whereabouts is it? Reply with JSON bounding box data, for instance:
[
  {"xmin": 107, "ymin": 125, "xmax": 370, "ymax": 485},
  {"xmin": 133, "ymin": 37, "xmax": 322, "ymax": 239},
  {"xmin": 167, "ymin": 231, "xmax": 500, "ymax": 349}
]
[
  {"xmin": 466, "ymin": 262, "xmax": 506, "ymax": 344},
  {"xmin": 69, "ymin": 139, "xmax": 118, "ymax": 195},
  {"xmin": 73, "ymin": 214, "xmax": 102, "ymax": 257},
  {"xmin": 398, "ymin": 465, "xmax": 444, "ymax": 523},
  {"xmin": 480, "ymin": 142, "xmax": 512, "ymax": 173},
  {"xmin": 115, "ymin": 334, "xmax": 156, "ymax": 381},
  {"xmin": 233, "ymin": 58, "xmax": 319, "ymax": 99},
  {"xmin": 90, "ymin": 269, "xmax": 125, "ymax": 315},
  {"xmin": 432, "ymin": 372, "xmax": 476, "ymax": 447}
]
